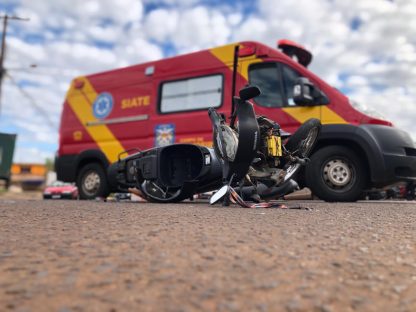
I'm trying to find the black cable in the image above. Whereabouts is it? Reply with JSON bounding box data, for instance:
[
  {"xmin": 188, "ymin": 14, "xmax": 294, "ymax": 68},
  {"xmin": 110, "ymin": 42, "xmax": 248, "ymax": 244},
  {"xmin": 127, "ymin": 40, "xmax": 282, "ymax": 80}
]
[{"xmin": 5, "ymin": 72, "xmax": 57, "ymax": 129}]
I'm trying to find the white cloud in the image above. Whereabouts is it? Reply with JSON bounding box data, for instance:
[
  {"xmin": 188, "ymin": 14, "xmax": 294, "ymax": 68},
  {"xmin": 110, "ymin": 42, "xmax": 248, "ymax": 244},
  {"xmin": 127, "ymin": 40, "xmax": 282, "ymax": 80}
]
[
  {"xmin": 16, "ymin": 0, "xmax": 143, "ymax": 28},
  {"xmin": 236, "ymin": 17, "xmax": 267, "ymax": 41},
  {"xmin": 144, "ymin": 5, "xmax": 234, "ymax": 53},
  {"xmin": 1, "ymin": 0, "xmax": 151, "ymax": 163},
  {"xmin": 346, "ymin": 76, "xmax": 368, "ymax": 88},
  {"xmin": 143, "ymin": 0, "xmax": 198, "ymax": 8},
  {"xmin": 6, "ymin": 37, "xmax": 46, "ymax": 64},
  {"xmin": 175, "ymin": 7, "xmax": 231, "ymax": 49},
  {"xmin": 228, "ymin": 13, "xmax": 242, "ymax": 27},
  {"xmin": 349, "ymin": 86, "xmax": 416, "ymax": 140},
  {"xmin": 144, "ymin": 8, "xmax": 179, "ymax": 42},
  {"xmin": 12, "ymin": 146, "xmax": 55, "ymax": 163},
  {"xmin": 49, "ymin": 41, "xmax": 119, "ymax": 68},
  {"xmin": 2, "ymin": 0, "xmax": 416, "ymax": 164},
  {"xmin": 115, "ymin": 37, "xmax": 163, "ymax": 65},
  {"xmin": 87, "ymin": 25, "xmax": 120, "ymax": 43}
]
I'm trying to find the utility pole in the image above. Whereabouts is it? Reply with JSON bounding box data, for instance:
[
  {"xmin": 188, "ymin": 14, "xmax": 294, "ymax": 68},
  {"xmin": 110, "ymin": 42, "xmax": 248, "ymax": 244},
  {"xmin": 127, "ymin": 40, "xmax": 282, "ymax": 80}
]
[{"xmin": 0, "ymin": 14, "xmax": 29, "ymax": 114}]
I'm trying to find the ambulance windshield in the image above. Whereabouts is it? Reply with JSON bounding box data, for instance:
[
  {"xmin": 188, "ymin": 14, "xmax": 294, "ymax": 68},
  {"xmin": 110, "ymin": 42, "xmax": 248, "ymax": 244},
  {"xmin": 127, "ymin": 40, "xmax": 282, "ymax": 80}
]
[{"xmin": 349, "ymin": 98, "xmax": 386, "ymax": 120}]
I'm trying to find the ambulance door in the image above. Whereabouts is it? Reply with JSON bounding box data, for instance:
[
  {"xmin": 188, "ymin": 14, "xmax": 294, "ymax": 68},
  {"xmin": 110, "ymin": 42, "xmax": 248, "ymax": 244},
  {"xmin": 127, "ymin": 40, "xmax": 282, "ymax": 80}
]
[{"xmin": 243, "ymin": 61, "xmax": 321, "ymax": 134}]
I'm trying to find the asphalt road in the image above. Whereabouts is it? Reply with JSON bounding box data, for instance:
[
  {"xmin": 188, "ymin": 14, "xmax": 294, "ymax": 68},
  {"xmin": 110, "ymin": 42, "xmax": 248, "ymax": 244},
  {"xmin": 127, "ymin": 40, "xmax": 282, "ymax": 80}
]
[{"xmin": 0, "ymin": 198, "xmax": 415, "ymax": 312}]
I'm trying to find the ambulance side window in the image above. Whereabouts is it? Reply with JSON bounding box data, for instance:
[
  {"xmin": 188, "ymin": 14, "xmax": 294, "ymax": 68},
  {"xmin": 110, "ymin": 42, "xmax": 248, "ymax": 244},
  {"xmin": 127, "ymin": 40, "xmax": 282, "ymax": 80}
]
[
  {"xmin": 248, "ymin": 63, "xmax": 284, "ymax": 108},
  {"xmin": 159, "ymin": 74, "xmax": 223, "ymax": 113},
  {"xmin": 281, "ymin": 64, "xmax": 301, "ymax": 106},
  {"xmin": 249, "ymin": 62, "xmax": 306, "ymax": 107}
]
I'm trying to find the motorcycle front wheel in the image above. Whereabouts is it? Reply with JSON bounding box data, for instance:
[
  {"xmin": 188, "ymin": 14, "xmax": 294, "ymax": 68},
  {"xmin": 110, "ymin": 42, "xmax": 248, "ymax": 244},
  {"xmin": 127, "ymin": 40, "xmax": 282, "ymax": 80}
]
[
  {"xmin": 285, "ymin": 118, "xmax": 321, "ymax": 157},
  {"xmin": 283, "ymin": 118, "xmax": 321, "ymax": 182}
]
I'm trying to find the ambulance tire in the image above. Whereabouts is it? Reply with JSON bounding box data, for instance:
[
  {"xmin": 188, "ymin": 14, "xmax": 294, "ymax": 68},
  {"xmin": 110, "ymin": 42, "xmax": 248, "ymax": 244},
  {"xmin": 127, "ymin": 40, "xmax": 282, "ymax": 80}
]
[
  {"xmin": 77, "ymin": 163, "xmax": 110, "ymax": 200},
  {"xmin": 305, "ymin": 145, "xmax": 368, "ymax": 202}
]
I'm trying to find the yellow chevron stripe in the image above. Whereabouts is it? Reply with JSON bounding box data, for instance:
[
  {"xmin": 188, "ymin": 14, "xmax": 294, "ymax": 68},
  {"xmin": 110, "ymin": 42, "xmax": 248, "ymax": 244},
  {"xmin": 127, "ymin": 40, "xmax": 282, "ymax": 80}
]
[
  {"xmin": 282, "ymin": 105, "xmax": 348, "ymax": 124},
  {"xmin": 209, "ymin": 43, "xmax": 236, "ymax": 71},
  {"xmin": 320, "ymin": 106, "xmax": 348, "ymax": 124},
  {"xmin": 66, "ymin": 77, "xmax": 125, "ymax": 163},
  {"xmin": 239, "ymin": 56, "xmax": 262, "ymax": 80},
  {"xmin": 282, "ymin": 106, "xmax": 320, "ymax": 123},
  {"xmin": 209, "ymin": 43, "xmax": 262, "ymax": 81}
]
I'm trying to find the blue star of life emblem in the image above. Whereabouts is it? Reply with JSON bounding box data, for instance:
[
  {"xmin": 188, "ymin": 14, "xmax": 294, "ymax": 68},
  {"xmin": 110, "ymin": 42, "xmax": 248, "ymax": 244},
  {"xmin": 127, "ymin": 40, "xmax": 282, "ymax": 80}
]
[{"xmin": 93, "ymin": 93, "xmax": 113, "ymax": 119}]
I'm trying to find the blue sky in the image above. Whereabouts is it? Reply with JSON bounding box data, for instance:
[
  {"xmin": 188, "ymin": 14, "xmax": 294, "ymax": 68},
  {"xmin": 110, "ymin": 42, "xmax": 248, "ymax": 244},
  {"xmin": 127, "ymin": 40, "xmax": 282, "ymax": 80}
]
[{"xmin": 0, "ymin": 0, "xmax": 415, "ymax": 164}]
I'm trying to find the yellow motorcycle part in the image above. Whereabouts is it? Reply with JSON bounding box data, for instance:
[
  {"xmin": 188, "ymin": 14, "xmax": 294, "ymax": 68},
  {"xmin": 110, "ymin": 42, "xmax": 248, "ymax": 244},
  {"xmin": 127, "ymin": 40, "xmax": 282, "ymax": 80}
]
[{"xmin": 267, "ymin": 135, "xmax": 282, "ymax": 157}]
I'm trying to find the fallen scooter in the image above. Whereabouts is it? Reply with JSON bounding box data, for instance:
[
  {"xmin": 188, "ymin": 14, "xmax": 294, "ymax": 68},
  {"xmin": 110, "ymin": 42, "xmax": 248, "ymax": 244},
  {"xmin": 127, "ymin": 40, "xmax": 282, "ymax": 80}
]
[
  {"xmin": 107, "ymin": 85, "xmax": 321, "ymax": 206},
  {"xmin": 208, "ymin": 85, "xmax": 320, "ymax": 206}
]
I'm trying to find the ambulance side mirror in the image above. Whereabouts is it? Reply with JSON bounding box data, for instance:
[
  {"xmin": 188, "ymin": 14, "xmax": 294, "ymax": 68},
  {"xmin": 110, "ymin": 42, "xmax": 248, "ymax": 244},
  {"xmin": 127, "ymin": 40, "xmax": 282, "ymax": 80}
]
[{"xmin": 293, "ymin": 77, "xmax": 328, "ymax": 106}]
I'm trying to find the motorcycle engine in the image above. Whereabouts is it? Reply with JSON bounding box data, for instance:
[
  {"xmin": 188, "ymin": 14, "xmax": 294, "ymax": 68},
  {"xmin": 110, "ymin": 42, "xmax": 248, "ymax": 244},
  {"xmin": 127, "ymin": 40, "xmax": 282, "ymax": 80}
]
[
  {"xmin": 247, "ymin": 116, "xmax": 286, "ymax": 185},
  {"xmin": 257, "ymin": 116, "xmax": 283, "ymax": 165}
]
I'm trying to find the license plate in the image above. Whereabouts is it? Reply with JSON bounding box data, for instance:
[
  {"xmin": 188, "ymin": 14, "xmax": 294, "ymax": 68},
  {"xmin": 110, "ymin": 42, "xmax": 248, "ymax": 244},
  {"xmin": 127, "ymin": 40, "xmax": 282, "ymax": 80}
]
[{"xmin": 52, "ymin": 195, "xmax": 61, "ymax": 199}]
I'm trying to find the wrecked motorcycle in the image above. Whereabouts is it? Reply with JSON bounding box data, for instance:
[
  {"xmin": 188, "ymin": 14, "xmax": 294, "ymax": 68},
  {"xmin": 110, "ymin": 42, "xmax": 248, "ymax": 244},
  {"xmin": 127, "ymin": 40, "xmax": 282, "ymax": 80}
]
[{"xmin": 107, "ymin": 85, "xmax": 321, "ymax": 205}]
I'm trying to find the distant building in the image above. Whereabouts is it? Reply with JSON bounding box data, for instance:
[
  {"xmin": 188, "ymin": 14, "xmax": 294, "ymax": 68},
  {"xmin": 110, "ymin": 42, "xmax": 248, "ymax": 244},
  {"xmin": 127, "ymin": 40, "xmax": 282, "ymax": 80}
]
[{"xmin": 11, "ymin": 163, "xmax": 47, "ymax": 190}]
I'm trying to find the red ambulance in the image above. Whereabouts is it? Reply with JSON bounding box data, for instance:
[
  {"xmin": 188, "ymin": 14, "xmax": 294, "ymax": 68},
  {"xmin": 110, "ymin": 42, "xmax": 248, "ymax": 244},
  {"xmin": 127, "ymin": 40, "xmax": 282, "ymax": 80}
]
[{"xmin": 56, "ymin": 40, "xmax": 416, "ymax": 201}]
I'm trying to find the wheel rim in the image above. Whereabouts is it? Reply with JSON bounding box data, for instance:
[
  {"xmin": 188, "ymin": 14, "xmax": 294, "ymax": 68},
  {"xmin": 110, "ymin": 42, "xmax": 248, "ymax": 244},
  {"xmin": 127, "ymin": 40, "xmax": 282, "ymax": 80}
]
[
  {"xmin": 282, "ymin": 126, "xmax": 319, "ymax": 182},
  {"xmin": 82, "ymin": 171, "xmax": 101, "ymax": 197},
  {"xmin": 299, "ymin": 126, "xmax": 319, "ymax": 157},
  {"xmin": 141, "ymin": 181, "xmax": 181, "ymax": 202},
  {"xmin": 323, "ymin": 159, "xmax": 355, "ymax": 191}
]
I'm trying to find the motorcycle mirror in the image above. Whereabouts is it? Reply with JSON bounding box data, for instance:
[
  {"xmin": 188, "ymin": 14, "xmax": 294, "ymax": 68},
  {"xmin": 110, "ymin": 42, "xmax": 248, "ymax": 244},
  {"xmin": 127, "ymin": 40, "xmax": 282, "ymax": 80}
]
[
  {"xmin": 209, "ymin": 185, "xmax": 229, "ymax": 205},
  {"xmin": 239, "ymin": 85, "xmax": 261, "ymax": 101}
]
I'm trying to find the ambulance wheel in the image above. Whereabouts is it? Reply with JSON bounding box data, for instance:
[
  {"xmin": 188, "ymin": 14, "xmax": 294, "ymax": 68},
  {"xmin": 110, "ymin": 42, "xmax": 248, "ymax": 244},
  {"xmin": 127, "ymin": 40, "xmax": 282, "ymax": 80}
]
[
  {"xmin": 77, "ymin": 163, "xmax": 110, "ymax": 200},
  {"xmin": 305, "ymin": 145, "xmax": 368, "ymax": 202}
]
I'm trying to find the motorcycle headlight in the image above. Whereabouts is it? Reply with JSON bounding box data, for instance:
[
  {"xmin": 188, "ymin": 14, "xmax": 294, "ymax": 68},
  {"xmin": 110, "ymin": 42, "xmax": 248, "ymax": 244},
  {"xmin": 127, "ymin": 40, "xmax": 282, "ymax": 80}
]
[{"xmin": 214, "ymin": 125, "xmax": 238, "ymax": 162}]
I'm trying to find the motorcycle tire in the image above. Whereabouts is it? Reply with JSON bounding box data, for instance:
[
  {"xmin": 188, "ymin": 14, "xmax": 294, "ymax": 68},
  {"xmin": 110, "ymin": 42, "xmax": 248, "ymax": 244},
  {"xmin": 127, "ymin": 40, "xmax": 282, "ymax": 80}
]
[
  {"xmin": 285, "ymin": 118, "xmax": 321, "ymax": 157},
  {"xmin": 282, "ymin": 118, "xmax": 321, "ymax": 182}
]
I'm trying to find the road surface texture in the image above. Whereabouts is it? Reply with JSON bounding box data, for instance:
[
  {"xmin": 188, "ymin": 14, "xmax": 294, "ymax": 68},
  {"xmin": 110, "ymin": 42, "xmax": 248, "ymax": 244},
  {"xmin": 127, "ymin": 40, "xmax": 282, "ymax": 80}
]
[{"xmin": 0, "ymin": 198, "xmax": 415, "ymax": 311}]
